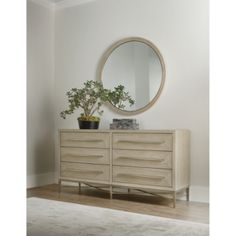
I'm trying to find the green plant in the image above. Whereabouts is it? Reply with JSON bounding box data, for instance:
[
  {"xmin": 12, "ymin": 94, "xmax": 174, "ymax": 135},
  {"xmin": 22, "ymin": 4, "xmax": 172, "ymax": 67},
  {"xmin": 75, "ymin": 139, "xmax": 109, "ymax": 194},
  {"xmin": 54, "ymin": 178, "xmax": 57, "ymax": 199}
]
[{"xmin": 60, "ymin": 80, "xmax": 134, "ymax": 121}]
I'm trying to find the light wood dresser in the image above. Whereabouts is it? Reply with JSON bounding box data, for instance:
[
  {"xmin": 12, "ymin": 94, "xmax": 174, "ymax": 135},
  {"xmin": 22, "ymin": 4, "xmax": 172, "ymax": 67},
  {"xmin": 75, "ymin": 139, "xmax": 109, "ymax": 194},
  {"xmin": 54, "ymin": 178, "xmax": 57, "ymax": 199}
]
[{"xmin": 59, "ymin": 129, "xmax": 190, "ymax": 207}]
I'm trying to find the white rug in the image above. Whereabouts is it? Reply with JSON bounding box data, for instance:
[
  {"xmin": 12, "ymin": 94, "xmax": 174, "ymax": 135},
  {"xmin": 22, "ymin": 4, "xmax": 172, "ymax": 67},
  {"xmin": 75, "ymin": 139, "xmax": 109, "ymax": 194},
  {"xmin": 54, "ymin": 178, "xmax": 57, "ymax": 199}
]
[{"xmin": 27, "ymin": 197, "xmax": 209, "ymax": 236}]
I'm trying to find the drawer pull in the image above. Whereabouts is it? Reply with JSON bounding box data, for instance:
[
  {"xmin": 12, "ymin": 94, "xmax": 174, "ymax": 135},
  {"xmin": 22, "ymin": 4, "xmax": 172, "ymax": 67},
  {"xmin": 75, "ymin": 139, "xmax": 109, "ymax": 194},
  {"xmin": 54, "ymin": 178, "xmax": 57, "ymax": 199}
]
[
  {"xmin": 66, "ymin": 169, "xmax": 103, "ymax": 175},
  {"xmin": 65, "ymin": 154, "xmax": 103, "ymax": 159},
  {"xmin": 117, "ymin": 173, "xmax": 165, "ymax": 181},
  {"xmin": 116, "ymin": 140, "xmax": 165, "ymax": 145},
  {"xmin": 117, "ymin": 156, "xmax": 164, "ymax": 162},
  {"xmin": 67, "ymin": 139, "xmax": 103, "ymax": 143}
]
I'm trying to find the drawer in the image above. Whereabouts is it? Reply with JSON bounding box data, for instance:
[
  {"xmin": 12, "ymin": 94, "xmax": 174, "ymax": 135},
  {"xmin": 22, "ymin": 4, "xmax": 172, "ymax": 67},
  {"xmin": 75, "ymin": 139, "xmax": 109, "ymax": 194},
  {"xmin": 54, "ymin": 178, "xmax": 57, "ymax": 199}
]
[
  {"xmin": 60, "ymin": 132, "xmax": 110, "ymax": 148},
  {"xmin": 113, "ymin": 150, "xmax": 172, "ymax": 169},
  {"xmin": 113, "ymin": 166, "xmax": 172, "ymax": 187},
  {"xmin": 61, "ymin": 162, "xmax": 109, "ymax": 182},
  {"xmin": 113, "ymin": 133, "xmax": 173, "ymax": 151},
  {"xmin": 61, "ymin": 147, "xmax": 110, "ymax": 164}
]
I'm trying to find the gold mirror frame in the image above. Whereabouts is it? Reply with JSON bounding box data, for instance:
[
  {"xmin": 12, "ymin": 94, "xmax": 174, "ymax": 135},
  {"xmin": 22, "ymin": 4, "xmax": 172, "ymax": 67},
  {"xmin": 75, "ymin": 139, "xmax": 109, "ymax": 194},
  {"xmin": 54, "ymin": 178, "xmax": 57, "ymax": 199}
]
[{"xmin": 98, "ymin": 37, "xmax": 166, "ymax": 115}]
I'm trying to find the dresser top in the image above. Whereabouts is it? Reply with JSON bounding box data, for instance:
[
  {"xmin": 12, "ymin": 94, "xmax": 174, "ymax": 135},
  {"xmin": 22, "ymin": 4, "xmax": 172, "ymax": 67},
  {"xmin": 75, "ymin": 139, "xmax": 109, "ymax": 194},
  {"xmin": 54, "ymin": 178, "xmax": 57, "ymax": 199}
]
[{"xmin": 59, "ymin": 129, "xmax": 189, "ymax": 134}]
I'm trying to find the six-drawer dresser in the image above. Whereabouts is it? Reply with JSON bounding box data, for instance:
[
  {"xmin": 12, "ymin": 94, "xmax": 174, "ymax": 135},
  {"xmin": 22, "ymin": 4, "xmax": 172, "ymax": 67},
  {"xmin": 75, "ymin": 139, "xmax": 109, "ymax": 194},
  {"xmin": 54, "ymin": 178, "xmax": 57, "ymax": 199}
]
[{"xmin": 59, "ymin": 129, "xmax": 190, "ymax": 207}]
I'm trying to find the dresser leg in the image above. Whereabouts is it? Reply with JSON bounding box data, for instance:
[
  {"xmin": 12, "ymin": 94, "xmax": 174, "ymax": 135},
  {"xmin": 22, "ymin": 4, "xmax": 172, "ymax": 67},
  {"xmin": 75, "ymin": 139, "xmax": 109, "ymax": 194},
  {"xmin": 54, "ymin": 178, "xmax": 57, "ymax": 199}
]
[
  {"xmin": 110, "ymin": 186, "xmax": 113, "ymax": 199},
  {"xmin": 78, "ymin": 182, "xmax": 81, "ymax": 194},
  {"xmin": 186, "ymin": 187, "xmax": 190, "ymax": 201},
  {"xmin": 173, "ymin": 192, "xmax": 176, "ymax": 208},
  {"xmin": 128, "ymin": 188, "xmax": 130, "ymax": 193},
  {"xmin": 58, "ymin": 179, "xmax": 61, "ymax": 193}
]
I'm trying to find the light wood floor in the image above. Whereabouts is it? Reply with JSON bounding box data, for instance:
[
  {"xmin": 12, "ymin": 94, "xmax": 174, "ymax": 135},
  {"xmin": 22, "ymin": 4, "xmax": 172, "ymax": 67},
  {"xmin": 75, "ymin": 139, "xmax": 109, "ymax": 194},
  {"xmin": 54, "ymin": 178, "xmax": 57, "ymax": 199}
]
[{"xmin": 27, "ymin": 184, "xmax": 209, "ymax": 224}]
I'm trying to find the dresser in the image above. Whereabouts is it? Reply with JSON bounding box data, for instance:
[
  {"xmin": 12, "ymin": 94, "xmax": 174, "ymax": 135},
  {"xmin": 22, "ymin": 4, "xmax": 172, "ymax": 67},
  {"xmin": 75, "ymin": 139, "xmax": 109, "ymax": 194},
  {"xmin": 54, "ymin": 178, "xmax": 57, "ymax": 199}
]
[{"xmin": 59, "ymin": 129, "xmax": 190, "ymax": 207}]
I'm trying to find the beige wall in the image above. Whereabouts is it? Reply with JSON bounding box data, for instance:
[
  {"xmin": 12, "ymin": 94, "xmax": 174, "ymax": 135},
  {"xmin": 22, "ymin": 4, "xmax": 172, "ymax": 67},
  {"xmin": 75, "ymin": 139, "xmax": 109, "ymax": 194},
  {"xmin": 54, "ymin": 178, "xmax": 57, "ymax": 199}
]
[
  {"xmin": 55, "ymin": 0, "xmax": 209, "ymax": 202},
  {"xmin": 27, "ymin": 0, "xmax": 55, "ymax": 187}
]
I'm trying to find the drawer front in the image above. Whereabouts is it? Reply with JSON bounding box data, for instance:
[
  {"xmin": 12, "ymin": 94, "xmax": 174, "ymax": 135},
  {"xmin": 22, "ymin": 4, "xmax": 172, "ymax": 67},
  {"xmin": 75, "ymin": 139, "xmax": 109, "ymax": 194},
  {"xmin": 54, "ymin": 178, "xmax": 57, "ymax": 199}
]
[
  {"xmin": 113, "ymin": 166, "xmax": 172, "ymax": 187},
  {"xmin": 60, "ymin": 132, "xmax": 110, "ymax": 148},
  {"xmin": 113, "ymin": 133, "xmax": 173, "ymax": 151},
  {"xmin": 61, "ymin": 162, "xmax": 109, "ymax": 181},
  {"xmin": 113, "ymin": 150, "xmax": 172, "ymax": 169},
  {"xmin": 61, "ymin": 147, "xmax": 110, "ymax": 164}
]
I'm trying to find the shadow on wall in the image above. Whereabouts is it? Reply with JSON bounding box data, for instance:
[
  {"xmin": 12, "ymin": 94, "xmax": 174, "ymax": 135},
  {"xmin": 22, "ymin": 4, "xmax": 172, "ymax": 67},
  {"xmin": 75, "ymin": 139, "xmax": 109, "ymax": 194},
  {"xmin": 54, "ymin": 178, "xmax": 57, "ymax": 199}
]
[{"xmin": 33, "ymin": 134, "xmax": 55, "ymax": 184}]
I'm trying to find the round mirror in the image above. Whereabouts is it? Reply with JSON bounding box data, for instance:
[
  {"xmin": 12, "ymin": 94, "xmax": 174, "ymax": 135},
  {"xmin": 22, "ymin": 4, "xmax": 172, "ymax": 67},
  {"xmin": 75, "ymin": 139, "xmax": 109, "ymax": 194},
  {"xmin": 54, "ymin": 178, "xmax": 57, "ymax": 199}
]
[{"xmin": 99, "ymin": 37, "xmax": 166, "ymax": 115}]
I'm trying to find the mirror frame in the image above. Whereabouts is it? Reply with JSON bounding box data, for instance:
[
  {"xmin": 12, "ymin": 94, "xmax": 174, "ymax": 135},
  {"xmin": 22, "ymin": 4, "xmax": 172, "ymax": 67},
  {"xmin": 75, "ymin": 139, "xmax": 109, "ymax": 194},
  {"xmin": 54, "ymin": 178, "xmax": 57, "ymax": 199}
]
[{"xmin": 98, "ymin": 37, "xmax": 166, "ymax": 115}]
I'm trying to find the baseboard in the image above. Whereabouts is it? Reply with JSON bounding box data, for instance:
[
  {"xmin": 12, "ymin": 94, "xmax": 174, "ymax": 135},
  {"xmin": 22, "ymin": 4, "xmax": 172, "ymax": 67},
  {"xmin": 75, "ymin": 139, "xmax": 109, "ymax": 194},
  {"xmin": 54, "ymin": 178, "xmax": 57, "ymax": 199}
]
[
  {"xmin": 188, "ymin": 185, "xmax": 209, "ymax": 203},
  {"xmin": 176, "ymin": 185, "xmax": 209, "ymax": 203},
  {"xmin": 27, "ymin": 172, "xmax": 57, "ymax": 188},
  {"xmin": 59, "ymin": 179, "xmax": 209, "ymax": 203}
]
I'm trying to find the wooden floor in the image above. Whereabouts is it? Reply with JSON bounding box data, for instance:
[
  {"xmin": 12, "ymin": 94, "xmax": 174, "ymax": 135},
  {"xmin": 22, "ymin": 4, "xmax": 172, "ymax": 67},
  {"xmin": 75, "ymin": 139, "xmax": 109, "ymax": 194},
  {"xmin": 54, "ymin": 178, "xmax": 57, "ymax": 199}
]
[{"xmin": 27, "ymin": 184, "xmax": 209, "ymax": 224}]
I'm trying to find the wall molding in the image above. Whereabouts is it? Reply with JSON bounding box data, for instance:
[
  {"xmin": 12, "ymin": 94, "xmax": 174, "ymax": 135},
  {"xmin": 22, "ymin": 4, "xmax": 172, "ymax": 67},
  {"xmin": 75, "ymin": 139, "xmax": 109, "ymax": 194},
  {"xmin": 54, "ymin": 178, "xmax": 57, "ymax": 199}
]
[
  {"xmin": 177, "ymin": 185, "xmax": 209, "ymax": 203},
  {"xmin": 27, "ymin": 172, "xmax": 57, "ymax": 188},
  {"xmin": 188, "ymin": 185, "xmax": 209, "ymax": 203},
  {"xmin": 55, "ymin": 0, "xmax": 96, "ymax": 10},
  {"xmin": 28, "ymin": 0, "xmax": 97, "ymax": 10},
  {"xmin": 28, "ymin": 0, "xmax": 55, "ymax": 10}
]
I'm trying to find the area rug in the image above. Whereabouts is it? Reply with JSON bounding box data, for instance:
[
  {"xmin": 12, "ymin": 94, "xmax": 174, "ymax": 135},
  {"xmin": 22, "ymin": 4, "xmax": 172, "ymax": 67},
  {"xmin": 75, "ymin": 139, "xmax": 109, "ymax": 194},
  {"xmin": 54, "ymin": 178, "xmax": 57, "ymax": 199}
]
[{"xmin": 27, "ymin": 197, "xmax": 209, "ymax": 236}]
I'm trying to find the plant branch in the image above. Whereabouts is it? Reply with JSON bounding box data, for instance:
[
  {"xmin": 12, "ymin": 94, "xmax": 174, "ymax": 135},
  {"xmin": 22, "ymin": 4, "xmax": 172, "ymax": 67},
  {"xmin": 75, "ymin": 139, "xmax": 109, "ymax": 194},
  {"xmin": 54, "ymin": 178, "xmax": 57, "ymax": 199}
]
[{"xmin": 60, "ymin": 80, "xmax": 135, "ymax": 120}]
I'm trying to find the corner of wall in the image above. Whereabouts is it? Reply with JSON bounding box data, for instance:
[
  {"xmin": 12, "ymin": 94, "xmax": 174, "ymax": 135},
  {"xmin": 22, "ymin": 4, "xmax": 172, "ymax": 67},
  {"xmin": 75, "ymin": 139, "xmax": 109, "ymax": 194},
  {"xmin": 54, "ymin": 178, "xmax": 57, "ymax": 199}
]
[
  {"xmin": 28, "ymin": 0, "xmax": 55, "ymax": 10},
  {"xmin": 27, "ymin": 172, "xmax": 57, "ymax": 189}
]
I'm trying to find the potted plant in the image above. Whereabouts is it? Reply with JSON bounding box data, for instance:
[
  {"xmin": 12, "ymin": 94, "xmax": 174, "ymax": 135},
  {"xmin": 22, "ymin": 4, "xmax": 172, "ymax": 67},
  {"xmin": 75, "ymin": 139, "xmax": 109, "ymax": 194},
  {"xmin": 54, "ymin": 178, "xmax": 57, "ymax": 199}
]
[{"xmin": 60, "ymin": 80, "xmax": 134, "ymax": 129}]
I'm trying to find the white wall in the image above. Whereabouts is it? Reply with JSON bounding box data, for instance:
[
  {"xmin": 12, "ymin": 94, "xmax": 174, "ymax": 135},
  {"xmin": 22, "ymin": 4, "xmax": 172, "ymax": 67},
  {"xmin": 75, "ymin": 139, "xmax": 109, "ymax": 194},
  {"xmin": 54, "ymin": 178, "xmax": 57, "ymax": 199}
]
[
  {"xmin": 54, "ymin": 0, "xmax": 209, "ymax": 202},
  {"xmin": 27, "ymin": 0, "xmax": 55, "ymax": 187}
]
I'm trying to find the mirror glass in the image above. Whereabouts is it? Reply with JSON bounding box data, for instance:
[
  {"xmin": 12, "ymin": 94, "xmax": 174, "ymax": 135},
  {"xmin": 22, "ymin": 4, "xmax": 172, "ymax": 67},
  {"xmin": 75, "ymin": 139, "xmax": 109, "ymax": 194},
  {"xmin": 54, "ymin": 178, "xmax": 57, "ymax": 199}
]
[{"xmin": 100, "ymin": 38, "xmax": 165, "ymax": 114}]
